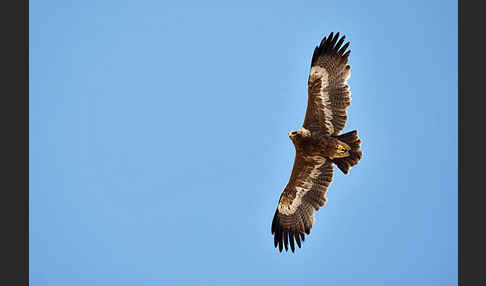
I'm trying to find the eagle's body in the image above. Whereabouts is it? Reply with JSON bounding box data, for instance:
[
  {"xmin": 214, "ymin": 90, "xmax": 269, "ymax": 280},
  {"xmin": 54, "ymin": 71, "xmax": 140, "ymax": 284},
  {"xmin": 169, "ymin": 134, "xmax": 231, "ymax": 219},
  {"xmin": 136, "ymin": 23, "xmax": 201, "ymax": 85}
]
[
  {"xmin": 289, "ymin": 127, "xmax": 351, "ymax": 159},
  {"xmin": 271, "ymin": 32, "xmax": 363, "ymax": 253}
]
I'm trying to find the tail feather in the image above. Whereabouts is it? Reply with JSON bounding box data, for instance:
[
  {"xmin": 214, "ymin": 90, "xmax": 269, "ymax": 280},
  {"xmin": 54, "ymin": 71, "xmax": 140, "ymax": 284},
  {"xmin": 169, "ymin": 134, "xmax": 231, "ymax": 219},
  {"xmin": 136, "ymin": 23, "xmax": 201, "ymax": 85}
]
[{"xmin": 332, "ymin": 130, "xmax": 362, "ymax": 174}]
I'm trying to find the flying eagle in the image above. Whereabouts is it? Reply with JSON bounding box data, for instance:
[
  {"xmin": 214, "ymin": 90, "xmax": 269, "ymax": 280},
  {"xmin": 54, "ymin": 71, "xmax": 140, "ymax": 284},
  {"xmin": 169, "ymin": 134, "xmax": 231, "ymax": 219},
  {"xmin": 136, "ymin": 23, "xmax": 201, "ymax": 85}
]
[{"xmin": 271, "ymin": 32, "xmax": 363, "ymax": 253}]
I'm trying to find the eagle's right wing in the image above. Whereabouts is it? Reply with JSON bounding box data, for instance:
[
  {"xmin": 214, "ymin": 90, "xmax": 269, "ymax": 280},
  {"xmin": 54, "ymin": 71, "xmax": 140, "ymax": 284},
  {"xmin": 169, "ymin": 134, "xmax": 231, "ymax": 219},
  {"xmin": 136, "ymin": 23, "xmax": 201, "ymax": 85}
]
[{"xmin": 271, "ymin": 153, "xmax": 334, "ymax": 252}]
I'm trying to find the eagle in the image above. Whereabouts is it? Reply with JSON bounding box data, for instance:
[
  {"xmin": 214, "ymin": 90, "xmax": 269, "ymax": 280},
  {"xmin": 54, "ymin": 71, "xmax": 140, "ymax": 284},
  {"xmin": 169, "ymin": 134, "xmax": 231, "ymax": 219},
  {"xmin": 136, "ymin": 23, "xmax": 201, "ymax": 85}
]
[{"xmin": 271, "ymin": 32, "xmax": 363, "ymax": 253}]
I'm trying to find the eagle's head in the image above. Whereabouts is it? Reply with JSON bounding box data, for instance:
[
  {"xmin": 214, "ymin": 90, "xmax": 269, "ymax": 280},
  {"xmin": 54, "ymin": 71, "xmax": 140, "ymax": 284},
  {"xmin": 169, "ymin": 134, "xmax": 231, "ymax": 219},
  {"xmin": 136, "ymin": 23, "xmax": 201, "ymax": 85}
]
[{"xmin": 288, "ymin": 127, "xmax": 311, "ymax": 143}]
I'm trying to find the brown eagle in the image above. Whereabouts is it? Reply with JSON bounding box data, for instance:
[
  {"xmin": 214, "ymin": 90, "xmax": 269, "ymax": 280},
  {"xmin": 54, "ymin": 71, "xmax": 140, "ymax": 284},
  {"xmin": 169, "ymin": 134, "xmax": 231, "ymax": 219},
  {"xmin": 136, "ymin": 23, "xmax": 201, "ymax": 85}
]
[{"xmin": 271, "ymin": 32, "xmax": 363, "ymax": 253}]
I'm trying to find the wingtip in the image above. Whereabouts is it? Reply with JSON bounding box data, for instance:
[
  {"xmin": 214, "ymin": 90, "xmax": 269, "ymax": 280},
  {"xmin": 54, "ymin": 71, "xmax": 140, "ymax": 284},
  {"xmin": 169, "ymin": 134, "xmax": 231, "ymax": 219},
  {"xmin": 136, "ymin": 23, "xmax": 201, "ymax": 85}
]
[{"xmin": 312, "ymin": 32, "xmax": 351, "ymax": 64}]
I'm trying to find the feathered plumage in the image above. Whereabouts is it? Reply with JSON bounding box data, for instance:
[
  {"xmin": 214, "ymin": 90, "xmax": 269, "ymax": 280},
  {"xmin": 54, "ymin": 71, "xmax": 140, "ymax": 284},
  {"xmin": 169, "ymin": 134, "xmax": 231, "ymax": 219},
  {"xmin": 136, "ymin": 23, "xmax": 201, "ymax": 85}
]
[{"xmin": 271, "ymin": 32, "xmax": 362, "ymax": 253}]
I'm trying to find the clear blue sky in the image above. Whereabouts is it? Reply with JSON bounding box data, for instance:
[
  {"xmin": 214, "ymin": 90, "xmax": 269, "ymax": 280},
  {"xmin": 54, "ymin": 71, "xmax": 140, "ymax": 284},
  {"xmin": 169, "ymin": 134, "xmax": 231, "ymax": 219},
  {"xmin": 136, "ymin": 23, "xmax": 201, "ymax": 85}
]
[{"xmin": 30, "ymin": 1, "xmax": 457, "ymax": 285}]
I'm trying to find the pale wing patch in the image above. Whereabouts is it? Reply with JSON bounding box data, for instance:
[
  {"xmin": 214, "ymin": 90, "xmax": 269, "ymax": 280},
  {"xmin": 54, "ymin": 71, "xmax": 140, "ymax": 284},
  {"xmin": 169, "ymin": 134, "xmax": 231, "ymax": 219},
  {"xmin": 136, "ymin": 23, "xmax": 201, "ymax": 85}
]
[
  {"xmin": 310, "ymin": 66, "xmax": 334, "ymax": 134},
  {"xmin": 298, "ymin": 127, "xmax": 311, "ymax": 137},
  {"xmin": 278, "ymin": 156, "xmax": 326, "ymax": 215}
]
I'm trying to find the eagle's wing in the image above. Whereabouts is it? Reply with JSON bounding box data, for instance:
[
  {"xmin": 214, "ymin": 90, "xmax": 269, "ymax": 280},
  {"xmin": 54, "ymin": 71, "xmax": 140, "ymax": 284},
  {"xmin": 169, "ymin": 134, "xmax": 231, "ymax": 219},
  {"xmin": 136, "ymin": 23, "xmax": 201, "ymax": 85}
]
[
  {"xmin": 271, "ymin": 153, "xmax": 334, "ymax": 252},
  {"xmin": 303, "ymin": 32, "xmax": 352, "ymax": 136}
]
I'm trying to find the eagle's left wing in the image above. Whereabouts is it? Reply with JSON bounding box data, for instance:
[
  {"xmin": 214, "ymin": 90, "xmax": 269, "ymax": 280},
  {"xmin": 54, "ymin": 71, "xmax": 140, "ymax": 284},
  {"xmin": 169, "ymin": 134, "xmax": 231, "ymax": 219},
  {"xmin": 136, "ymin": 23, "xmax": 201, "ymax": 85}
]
[
  {"xmin": 303, "ymin": 32, "xmax": 352, "ymax": 136},
  {"xmin": 271, "ymin": 153, "xmax": 334, "ymax": 252}
]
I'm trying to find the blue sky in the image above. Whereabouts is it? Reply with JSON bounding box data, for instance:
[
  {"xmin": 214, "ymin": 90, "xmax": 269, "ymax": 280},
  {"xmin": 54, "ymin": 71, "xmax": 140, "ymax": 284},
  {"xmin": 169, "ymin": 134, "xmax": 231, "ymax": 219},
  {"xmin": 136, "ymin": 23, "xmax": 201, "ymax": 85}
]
[{"xmin": 30, "ymin": 0, "xmax": 457, "ymax": 285}]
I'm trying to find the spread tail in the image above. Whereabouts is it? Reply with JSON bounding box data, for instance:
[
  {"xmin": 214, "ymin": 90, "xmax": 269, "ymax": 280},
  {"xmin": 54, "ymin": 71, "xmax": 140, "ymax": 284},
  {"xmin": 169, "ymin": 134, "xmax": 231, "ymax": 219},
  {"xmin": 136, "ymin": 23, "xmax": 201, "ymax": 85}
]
[{"xmin": 332, "ymin": 130, "xmax": 362, "ymax": 174}]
